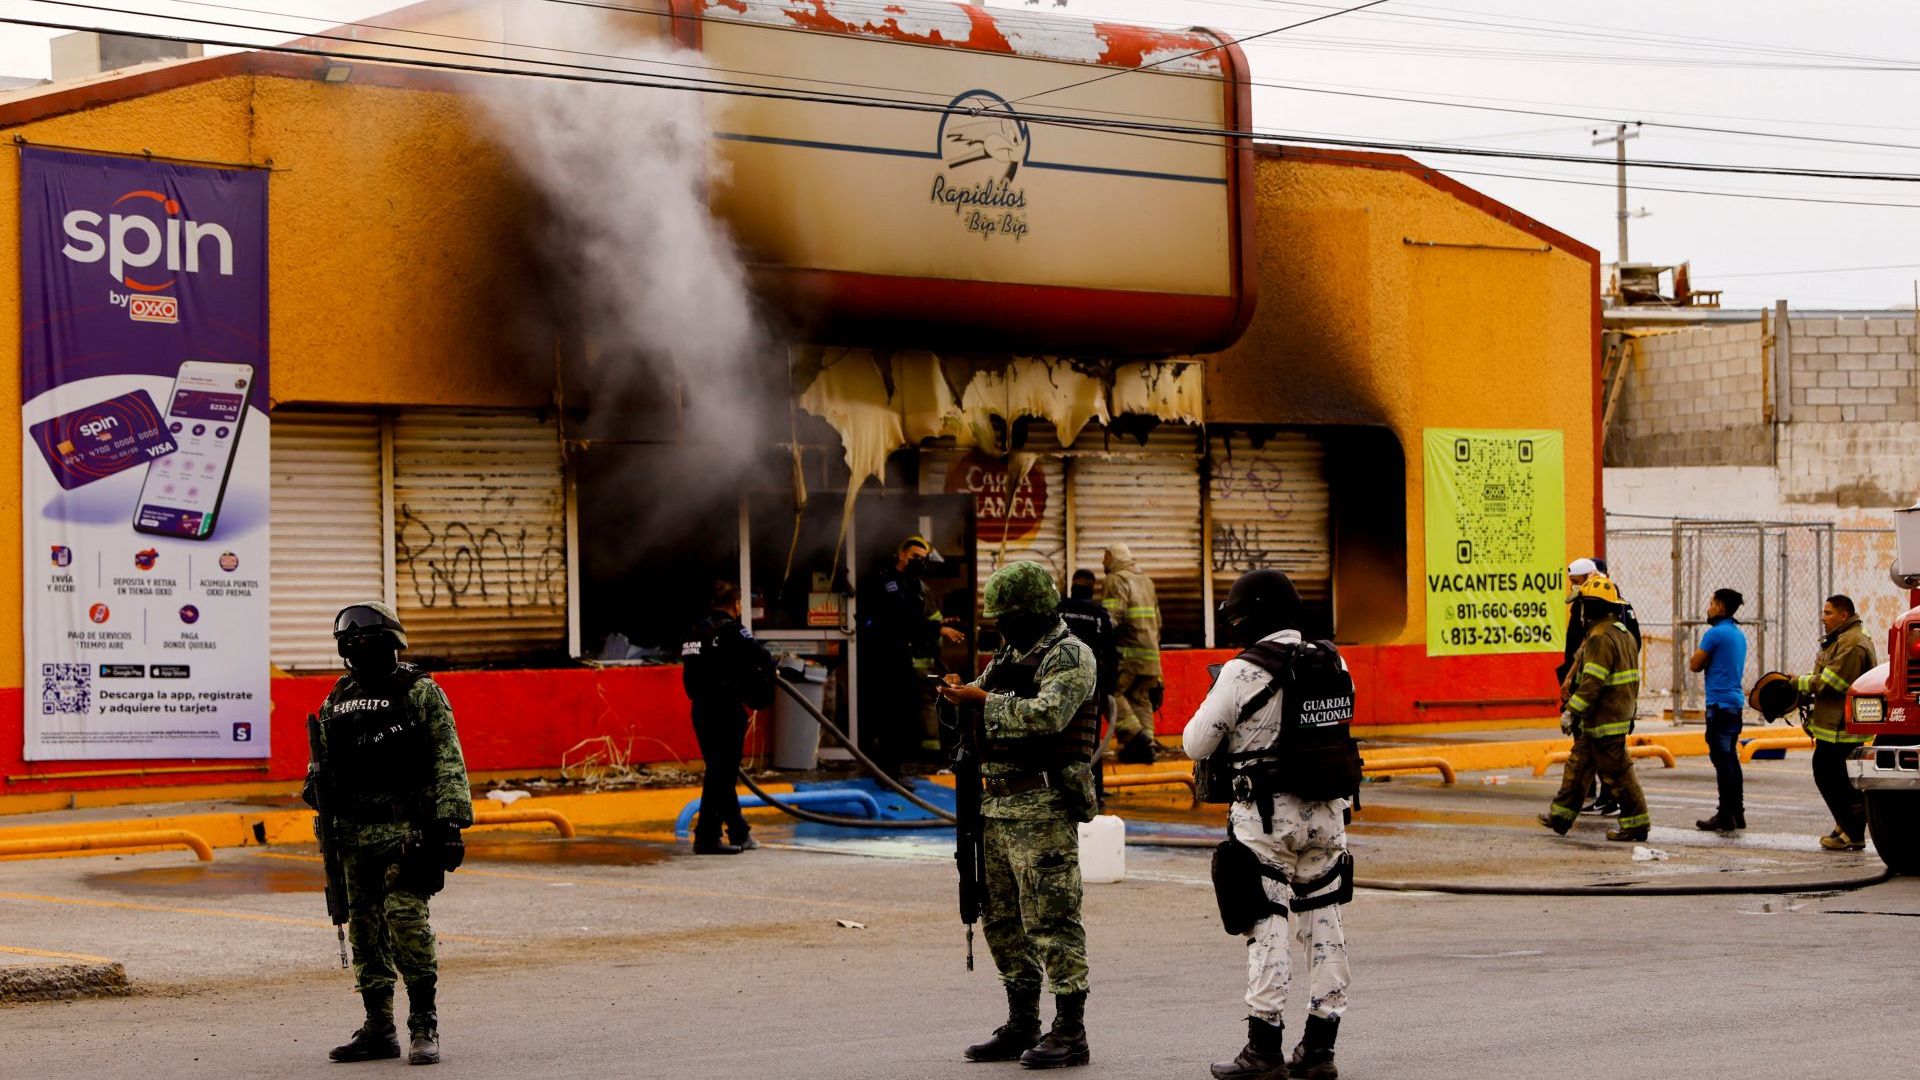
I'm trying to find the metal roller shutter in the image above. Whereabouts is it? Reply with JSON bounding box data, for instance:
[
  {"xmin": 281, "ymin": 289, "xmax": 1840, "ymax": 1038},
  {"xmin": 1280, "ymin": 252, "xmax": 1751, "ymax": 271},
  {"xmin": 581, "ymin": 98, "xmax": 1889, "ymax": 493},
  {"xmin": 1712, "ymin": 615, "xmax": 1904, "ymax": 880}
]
[
  {"xmin": 269, "ymin": 412, "xmax": 383, "ymax": 672},
  {"xmin": 1069, "ymin": 428, "xmax": 1205, "ymax": 644},
  {"xmin": 1208, "ymin": 431, "xmax": 1333, "ymax": 610},
  {"xmin": 391, "ymin": 412, "xmax": 568, "ymax": 662}
]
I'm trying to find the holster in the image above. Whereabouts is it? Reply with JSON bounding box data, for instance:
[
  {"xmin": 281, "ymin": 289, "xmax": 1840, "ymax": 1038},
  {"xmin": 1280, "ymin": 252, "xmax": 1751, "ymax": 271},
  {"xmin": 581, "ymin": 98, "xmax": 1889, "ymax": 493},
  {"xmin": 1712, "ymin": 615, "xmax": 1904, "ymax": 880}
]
[
  {"xmin": 396, "ymin": 827, "xmax": 447, "ymax": 897},
  {"xmin": 1210, "ymin": 826, "xmax": 1353, "ymax": 935}
]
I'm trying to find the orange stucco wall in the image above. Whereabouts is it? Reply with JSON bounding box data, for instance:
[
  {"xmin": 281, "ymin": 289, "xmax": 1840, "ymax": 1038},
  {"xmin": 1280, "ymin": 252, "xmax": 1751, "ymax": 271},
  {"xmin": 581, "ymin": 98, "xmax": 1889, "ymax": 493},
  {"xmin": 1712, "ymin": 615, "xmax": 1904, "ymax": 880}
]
[
  {"xmin": 1206, "ymin": 149, "xmax": 1601, "ymax": 649},
  {"xmin": 0, "ymin": 66, "xmax": 550, "ymax": 687}
]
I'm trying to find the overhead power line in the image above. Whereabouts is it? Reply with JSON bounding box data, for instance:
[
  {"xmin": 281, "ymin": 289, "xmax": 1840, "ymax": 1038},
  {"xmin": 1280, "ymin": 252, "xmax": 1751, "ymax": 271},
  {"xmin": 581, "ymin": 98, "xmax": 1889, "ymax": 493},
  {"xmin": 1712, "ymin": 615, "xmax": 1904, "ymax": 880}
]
[
  {"xmin": 1009, "ymin": 0, "xmax": 1395, "ymax": 105},
  {"xmin": 12, "ymin": 12, "xmax": 1920, "ymax": 188},
  {"xmin": 1704, "ymin": 262, "xmax": 1920, "ymax": 279}
]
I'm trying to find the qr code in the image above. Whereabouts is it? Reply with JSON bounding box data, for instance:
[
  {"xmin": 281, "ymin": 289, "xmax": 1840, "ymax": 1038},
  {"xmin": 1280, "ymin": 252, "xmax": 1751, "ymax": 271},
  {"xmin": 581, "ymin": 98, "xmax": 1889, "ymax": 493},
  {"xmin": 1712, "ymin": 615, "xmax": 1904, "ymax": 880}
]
[{"xmin": 41, "ymin": 663, "xmax": 91, "ymax": 716}]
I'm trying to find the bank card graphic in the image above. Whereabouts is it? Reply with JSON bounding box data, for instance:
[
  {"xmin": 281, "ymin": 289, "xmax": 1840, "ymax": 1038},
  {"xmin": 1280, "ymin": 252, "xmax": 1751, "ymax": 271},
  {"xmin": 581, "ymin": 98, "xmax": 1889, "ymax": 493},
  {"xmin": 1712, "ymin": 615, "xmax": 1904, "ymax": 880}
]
[{"xmin": 28, "ymin": 389, "xmax": 177, "ymax": 489}]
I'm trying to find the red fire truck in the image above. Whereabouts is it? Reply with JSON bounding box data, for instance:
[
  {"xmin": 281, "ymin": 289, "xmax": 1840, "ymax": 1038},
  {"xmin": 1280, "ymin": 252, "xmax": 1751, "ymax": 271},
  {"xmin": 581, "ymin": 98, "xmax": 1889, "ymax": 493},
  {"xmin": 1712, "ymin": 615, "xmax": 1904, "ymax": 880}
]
[{"xmin": 1845, "ymin": 502, "xmax": 1920, "ymax": 873}]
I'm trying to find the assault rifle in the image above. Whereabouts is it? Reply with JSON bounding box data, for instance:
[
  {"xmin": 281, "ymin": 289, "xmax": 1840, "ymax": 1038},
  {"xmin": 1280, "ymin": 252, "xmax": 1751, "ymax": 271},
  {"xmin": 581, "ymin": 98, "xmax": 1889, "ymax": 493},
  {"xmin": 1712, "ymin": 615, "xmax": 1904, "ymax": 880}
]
[
  {"xmin": 306, "ymin": 712, "xmax": 351, "ymax": 969},
  {"xmin": 948, "ymin": 694, "xmax": 987, "ymax": 972}
]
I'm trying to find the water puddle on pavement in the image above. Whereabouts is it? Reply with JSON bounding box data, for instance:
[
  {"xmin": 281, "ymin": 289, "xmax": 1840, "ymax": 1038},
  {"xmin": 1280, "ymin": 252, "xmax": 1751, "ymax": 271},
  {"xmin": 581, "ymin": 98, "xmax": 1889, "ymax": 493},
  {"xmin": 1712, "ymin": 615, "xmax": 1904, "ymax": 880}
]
[
  {"xmin": 466, "ymin": 835, "xmax": 671, "ymax": 868},
  {"xmin": 85, "ymin": 862, "xmax": 326, "ymax": 897}
]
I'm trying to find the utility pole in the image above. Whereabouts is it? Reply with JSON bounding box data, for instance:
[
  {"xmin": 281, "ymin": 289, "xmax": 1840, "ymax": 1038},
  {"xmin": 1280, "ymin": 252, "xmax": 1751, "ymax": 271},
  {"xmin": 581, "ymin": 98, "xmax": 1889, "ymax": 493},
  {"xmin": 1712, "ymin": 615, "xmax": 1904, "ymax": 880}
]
[{"xmin": 1592, "ymin": 123, "xmax": 1648, "ymax": 265}]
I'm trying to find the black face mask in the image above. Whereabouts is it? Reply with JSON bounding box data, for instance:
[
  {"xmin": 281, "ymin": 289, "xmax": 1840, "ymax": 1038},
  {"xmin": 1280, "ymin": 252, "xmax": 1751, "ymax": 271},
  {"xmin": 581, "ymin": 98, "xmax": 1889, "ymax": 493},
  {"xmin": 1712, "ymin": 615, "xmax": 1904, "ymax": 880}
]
[
  {"xmin": 342, "ymin": 637, "xmax": 399, "ymax": 679},
  {"xmin": 997, "ymin": 613, "xmax": 1052, "ymax": 652},
  {"xmin": 903, "ymin": 557, "xmax": 927, "ymax": 577},
  {"xmin": 1069, "ymin": 583, "xmax": 1094, "ymax": 601}
]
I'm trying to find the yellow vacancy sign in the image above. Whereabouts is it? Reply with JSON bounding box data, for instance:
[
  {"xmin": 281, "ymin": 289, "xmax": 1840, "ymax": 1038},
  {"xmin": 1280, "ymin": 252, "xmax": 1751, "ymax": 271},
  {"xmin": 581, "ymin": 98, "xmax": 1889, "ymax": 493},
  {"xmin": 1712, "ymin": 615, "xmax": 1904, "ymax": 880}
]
[{"xmin": 1423, "ymin": 429, "xmax": 1566, "ymax": 656}]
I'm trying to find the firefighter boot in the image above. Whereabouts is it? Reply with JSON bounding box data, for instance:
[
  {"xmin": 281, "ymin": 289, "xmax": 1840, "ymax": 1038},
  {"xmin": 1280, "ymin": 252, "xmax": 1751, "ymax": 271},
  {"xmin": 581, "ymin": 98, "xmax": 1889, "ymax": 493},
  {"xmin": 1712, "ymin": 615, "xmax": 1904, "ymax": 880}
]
[
  {"xmin": 1606, "ymin": 825, "xmax": 1650, "ymax": 842},
  {"xmin": 1211, "ymin": 1017, "xmax": 1288, "ymax": 1080},
  {"xmin": 1288, "ymin": 1015, "xmax": 1339, "ymax": 1080},
  {"xmin": 405, "ymin": 980, "xmax": 440, "ymax": 1066},
  {"xmin": 1020, "ymin": 991, "xmax": 1090, "ymax": 1069},
  {"xmin": 1537, "ymin": 813, "xmax": 1570, "ymax": 836},
  {"xmin": 329, "ymin": 989, "xmax": 401, "ymax": 1062},
  {"xmin": 965, "ymin": 984, "xmax": 1042, "ymax": 1062}
]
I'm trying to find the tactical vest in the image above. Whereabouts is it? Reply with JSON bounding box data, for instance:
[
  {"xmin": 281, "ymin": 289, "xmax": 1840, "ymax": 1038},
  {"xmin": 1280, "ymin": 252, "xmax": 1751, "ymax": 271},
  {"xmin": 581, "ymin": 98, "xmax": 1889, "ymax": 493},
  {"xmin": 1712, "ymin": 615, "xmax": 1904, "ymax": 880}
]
[
  {"xmin": 1197, "ymin": 640, "xmax": 1363, "ymax": 818},
  {"xmin": 323, "ymin": 664, "xmax": 434, "ymax": 825},
  {"xmin": 979, "ymin": 642, "xmax": 1100, "ymax": 773}
]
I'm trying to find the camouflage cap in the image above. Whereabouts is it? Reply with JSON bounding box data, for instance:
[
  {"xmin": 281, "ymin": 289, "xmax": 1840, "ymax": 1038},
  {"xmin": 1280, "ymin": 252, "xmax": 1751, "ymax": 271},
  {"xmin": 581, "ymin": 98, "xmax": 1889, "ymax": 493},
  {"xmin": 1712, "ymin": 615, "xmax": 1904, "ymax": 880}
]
[
  {"xmin": 333, "ymin": 600, "xmax": 408, "ymax": 649},
  {"xmin": 981, "ymin": 561, "xmax": 1060, "ymax": 620}
]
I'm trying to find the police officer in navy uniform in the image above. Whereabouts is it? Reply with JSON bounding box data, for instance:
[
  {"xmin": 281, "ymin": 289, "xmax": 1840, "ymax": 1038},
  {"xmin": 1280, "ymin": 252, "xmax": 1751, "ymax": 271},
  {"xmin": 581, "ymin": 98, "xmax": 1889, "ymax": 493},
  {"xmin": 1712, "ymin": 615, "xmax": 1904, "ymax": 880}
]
[
  {"xmin": 681, "ymin": 581, "xmax": 776, "ymax": 855},
  {"xmin": 857, "ymin": 536, "xmax": 965, "ymax": 776}
]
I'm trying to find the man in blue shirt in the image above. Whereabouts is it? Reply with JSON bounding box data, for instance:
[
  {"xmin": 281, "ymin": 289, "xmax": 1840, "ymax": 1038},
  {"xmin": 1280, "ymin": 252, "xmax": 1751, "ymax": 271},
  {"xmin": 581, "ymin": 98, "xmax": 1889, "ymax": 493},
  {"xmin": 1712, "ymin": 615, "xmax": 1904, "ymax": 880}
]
[{"xmin": 1689, "ymin": 588, "xmax": 1750, "ymax": 832}]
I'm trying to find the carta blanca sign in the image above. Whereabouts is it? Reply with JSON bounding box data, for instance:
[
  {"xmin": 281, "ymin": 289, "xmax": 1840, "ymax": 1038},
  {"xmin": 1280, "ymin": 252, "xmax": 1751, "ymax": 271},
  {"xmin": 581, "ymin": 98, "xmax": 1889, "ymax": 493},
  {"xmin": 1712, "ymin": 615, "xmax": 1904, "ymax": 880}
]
[{"xmin": 1423, "ymin": 429, "xmax": 1566, "ymax": 657}]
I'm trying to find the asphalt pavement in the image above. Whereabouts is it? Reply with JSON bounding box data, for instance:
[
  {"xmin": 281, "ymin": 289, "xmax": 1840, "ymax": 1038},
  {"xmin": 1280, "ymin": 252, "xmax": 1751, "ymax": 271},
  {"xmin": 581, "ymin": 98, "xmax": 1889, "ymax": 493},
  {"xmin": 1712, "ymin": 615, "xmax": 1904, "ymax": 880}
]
[{"xmin": 3, "ymin": 755, "xmax": 1917, "ymax": 1079}]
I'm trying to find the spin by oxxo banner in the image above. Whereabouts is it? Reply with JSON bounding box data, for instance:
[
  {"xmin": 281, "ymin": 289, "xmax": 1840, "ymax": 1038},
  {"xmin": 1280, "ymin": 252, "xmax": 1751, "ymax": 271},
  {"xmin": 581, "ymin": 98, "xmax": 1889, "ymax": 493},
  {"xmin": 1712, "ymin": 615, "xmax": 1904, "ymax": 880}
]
[
  {"xmin": 19, "ymin": 148, "xmax": 270, "ymax": 760},
  {"xmin": 1423, "ymin": 429, "xmax": 1565, "ymax": 658}
]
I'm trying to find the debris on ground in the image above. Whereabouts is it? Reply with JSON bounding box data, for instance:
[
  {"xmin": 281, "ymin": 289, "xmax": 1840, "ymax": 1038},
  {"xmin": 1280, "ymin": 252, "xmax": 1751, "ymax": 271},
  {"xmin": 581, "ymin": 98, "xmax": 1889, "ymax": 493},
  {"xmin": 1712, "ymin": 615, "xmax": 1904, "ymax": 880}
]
[
  {"xmin": 486, "ymin": 790, "xmax": 532, "ymax": 806},
  {"xmin": 1632, "ymin": 846, "xmax": 1672, "ymax": 862},
  {"xmin": 835, "ymin": 920, "xmax": 866, "ymax": 931}
]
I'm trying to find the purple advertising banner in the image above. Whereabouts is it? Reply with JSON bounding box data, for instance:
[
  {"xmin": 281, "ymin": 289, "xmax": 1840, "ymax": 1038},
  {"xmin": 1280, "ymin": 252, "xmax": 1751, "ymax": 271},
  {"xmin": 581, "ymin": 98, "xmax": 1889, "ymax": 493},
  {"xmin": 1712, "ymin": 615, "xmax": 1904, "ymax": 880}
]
[{"xmin": 19, "ymin": 147, "xmax": 271, "ymax": 760}]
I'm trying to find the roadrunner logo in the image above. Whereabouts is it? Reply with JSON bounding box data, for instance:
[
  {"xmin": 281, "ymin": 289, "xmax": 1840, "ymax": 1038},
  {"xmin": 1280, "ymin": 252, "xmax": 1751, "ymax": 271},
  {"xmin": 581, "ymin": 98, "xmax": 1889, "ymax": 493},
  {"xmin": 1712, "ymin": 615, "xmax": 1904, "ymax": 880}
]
[{"xmin": 930, "ymin": 91, "xmax": 1032, "ymax": 243}]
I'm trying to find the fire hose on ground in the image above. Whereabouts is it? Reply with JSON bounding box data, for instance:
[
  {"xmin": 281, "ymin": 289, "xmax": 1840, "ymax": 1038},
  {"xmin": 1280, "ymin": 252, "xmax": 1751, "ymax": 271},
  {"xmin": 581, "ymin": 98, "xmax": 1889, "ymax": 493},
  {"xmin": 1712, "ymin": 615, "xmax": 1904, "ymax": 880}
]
[
  {"xmin": 728, "ymin": 674, "xmax": 960, "ymax": 830},
  {"xmin": 750, "ymin": 680, "xmax": 1897, "ymax": 896}
]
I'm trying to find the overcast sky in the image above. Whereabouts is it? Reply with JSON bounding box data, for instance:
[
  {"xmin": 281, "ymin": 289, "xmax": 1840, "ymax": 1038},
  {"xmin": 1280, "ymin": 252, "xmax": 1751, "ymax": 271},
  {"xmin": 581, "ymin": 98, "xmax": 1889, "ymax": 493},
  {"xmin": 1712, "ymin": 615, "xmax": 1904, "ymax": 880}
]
[{"xmin": 3, "ymin": 0, "xmax": 1918, "ymax": 309}]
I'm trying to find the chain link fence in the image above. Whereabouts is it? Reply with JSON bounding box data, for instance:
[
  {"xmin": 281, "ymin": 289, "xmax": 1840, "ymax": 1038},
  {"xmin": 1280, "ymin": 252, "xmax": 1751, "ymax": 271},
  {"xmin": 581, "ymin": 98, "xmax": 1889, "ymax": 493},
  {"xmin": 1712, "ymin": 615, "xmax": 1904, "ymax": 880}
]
[{"xmin": 1604, "ymin": 516, "xmax": 1839, "ymax": 720}]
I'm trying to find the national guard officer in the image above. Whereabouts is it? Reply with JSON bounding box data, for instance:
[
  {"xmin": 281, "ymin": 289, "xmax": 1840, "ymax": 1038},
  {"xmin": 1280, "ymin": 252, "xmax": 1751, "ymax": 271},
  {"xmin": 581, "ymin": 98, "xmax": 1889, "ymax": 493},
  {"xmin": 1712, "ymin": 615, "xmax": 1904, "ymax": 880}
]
[
  {"xmin": 305, "ymin": 601, "xmax": 472, "ymax": 1066},
  {"xmin": 681, "ymin": 580, "xmax": 776, "ymax": 854},
  {"xmin": 939, "ymin": 561, "xmax": 1099, "ymax": 1070},
  {"xmin": 1183, "ymin": 570, "xmax": 1358, "ymax": 1080}
]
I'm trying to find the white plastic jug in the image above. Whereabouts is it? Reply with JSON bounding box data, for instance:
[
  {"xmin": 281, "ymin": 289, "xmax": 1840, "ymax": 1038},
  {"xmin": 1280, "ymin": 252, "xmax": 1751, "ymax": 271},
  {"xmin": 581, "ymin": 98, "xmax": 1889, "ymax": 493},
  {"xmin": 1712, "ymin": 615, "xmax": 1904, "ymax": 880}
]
[{"xmin": 1078, "ymin": 815, "xmax": 1126, "ymax": 883}]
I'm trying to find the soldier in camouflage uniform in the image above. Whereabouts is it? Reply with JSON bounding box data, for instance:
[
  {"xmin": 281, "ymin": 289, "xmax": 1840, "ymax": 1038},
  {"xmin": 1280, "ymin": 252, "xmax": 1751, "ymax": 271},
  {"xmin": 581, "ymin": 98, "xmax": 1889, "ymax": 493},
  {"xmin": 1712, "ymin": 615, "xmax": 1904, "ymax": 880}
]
[
  {"xmin": 304, "ymin": 602, "xmax": 472, "ymax": 1067},
  {"xmin": 940, "ymin": 562, "xmax": 1099, "ymax": 1070}
]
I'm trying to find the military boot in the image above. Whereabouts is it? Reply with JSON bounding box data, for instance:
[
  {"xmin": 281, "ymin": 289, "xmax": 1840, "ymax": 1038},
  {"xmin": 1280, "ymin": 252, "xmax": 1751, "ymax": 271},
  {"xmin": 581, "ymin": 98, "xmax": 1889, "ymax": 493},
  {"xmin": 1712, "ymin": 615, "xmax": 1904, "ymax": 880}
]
[
  {"xmin": 405, "ymin": 980, "xmax": 440, "ymax": 1066},
  {"xmin": 329, "ymin": 989, "xmax": 401, "ymax": 1062},
  {"xmin": 964, "ymin": 984, "xmax": 1042, "ymax": 1062},
  {"xmin": 1020, "ymin": 991, "xmax": 1090, "ymax": 1069},
  {"xmin": 1695, "ymin": 811, "xmax": 1739, "ymax": 833},
  {"xmin": 1288, "ymin": 1014, "xmax": 1339, "ymax": 1080},
  {"xmin": 1211, "ymin": 1017, "xmax": 1288, "ymax": 1080}
]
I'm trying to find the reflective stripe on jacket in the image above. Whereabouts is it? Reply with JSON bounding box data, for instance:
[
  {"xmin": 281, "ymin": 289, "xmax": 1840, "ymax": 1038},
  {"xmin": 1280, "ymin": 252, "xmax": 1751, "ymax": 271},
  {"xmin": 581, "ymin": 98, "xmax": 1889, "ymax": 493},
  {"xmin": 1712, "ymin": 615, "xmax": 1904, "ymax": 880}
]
[
  {"xmin": 1799, "ymin": 617, "xmax": 1876, "ymax": 743},
  {"xmin": 1102, "ymin": 562, "xmax": 1162, "ymax": 676},
  {"xmin": 1560, "ymin": 616, "xmax": 1640, "ymax": 737}
]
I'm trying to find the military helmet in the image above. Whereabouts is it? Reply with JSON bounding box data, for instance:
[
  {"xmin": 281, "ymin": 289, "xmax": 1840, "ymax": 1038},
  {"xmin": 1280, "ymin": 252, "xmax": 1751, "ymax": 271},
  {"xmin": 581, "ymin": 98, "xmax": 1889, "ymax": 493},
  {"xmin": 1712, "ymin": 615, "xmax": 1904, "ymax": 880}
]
[
  {"xmin": 333, "ymin": 601, "xmax": 408, "ymax": 650},
  {"xmin": 981, "ymin": 561, "xmax": 1060, "ymax": 620}
]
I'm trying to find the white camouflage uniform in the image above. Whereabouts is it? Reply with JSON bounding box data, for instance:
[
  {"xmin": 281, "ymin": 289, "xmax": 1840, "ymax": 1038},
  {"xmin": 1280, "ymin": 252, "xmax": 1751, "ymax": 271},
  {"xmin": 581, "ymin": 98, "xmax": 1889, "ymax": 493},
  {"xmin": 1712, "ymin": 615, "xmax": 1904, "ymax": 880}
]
[{"xmin": 1182, "ymin": 629, "xmax": 1352, "ymax": 1027}]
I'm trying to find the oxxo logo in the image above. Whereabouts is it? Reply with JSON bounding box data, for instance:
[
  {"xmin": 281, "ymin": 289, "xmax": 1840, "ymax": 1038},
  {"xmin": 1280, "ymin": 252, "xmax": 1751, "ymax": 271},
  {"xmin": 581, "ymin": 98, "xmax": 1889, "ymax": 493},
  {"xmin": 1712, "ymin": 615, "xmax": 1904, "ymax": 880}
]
[{"xmin": 61, "ymin": 188, "xmax": 235, "ymax": 322}]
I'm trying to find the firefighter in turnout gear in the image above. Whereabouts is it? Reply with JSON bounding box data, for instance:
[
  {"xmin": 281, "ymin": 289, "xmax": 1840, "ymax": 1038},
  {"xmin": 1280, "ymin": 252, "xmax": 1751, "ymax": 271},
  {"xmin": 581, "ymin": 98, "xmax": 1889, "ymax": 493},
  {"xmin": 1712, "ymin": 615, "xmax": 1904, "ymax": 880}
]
[
  {"xmin": 1540, "ymin": 576, "xmax": 1651, "ymax": 842},
  {"xmin": 1184, "ymin": 569, "xmax": 1357, "ymax": 1080},
  {"xmin": 1102, "ymin": 544, "xmax": 1163, "ymax": 764},
  {"xmin": 940, "ymin": 561, "xmax": 1098, "ymax": 1070},
  {"xmin": 1798, "ymin": 594, "xmax": 1878, "ymax": 850},
  {"xmin": 304, "ymin": 602, "xmax": 472, "ymax": 1067}
]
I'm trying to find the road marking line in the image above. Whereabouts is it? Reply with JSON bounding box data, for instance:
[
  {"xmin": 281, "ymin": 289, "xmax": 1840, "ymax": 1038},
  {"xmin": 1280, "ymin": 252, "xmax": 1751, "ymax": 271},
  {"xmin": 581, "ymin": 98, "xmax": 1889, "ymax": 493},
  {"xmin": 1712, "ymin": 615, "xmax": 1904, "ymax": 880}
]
[
  {"xmin": 0, "ymin": 891, "xmax": 498, "ymax": 944},
  {"xmin": 252, "ymin": 851, "xmax": 925, "ymax": 916},
  {"xmin": 0, "ymin": 942, "xmax": 114, "ymax": 964}
]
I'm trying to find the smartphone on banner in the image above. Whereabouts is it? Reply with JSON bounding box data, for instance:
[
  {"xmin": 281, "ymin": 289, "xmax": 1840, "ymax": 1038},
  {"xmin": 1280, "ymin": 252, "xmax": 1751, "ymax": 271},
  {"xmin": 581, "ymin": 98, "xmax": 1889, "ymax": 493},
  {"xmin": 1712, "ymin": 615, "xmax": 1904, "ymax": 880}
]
[{"xmin": 132, "ymin": 360, "xmax": 254, "ymax": 540}]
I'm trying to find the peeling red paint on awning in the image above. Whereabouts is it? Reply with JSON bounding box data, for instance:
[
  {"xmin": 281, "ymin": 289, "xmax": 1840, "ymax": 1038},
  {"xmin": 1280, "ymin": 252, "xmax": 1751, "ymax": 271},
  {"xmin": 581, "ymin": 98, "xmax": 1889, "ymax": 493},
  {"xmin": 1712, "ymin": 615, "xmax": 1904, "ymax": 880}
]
[{"xmin": 693, "ymin": 0, "xmax": 1225, "ymax": 75}]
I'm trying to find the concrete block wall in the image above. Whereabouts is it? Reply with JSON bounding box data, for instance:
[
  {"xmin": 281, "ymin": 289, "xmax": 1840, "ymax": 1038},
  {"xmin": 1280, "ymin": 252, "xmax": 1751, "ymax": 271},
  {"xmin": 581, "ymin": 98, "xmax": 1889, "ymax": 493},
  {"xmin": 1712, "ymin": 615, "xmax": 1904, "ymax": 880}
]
[
  {"xmin": 1605, "ymin": 321, "xmax": 1769, "ymax": 467},
  {"xmin": 1786, "ymin": 315, "xmax": 1918, "ymax": 423}
]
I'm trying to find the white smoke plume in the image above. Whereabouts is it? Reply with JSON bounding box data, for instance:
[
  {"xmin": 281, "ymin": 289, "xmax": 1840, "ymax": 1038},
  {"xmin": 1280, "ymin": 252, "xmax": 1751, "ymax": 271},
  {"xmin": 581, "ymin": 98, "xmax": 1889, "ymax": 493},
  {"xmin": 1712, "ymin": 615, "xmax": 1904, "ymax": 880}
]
[{"xmin": 479, "ymin": 39, "xmax": 768, "ymax": 472}]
